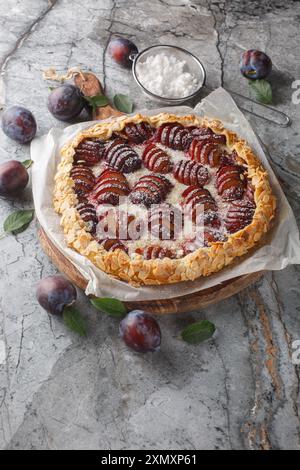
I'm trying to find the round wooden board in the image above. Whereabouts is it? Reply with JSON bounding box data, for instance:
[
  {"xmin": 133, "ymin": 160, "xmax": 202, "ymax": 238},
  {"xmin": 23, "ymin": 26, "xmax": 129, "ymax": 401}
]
[
  {"xmin": 38, "ymin": 71, "xmax": 263, "ymax": 315},
  {"xmin": 38, "ymin": 228, "xmax": 262, "ymax": 315}
]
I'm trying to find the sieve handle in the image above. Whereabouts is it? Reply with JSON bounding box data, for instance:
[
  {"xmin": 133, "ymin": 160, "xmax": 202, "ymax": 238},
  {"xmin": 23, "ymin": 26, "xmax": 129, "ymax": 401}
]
[{"xmin": 224, "ymin": 88, "xmax": 291, "ymax": 127}]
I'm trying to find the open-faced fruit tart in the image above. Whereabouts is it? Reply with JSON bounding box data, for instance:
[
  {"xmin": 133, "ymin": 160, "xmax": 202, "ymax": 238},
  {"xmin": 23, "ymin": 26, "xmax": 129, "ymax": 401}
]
[{"xmin": 54, "ymin": 113, "xmax": 276, "ymax": 286}]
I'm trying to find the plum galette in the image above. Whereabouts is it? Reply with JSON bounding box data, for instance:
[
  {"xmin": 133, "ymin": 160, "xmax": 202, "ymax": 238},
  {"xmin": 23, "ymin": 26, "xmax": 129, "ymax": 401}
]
[{"xmin": 54, "ymin": 113, "xmax": 276, "ymax": 286}]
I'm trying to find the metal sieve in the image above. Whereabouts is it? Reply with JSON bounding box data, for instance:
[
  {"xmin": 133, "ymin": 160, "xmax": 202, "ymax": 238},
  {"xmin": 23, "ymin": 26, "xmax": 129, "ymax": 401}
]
[{"xmin": 131, "ymin": 44, "xmax": 206, "ymax": 104}]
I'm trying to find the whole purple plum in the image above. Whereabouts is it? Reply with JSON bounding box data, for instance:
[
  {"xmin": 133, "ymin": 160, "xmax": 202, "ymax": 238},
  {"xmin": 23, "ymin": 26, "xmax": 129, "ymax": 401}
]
[
  {"xmin": 47, "ymin": 85, "xmax": 84, "ymax": 122},
  {"xmin": 0, "ymin": 160, "xmax": 29, "ymax": 197},
  {"xmin": 36, "ymin": 275, "xmax": 77, "ymax": 315},
  {"xmin": 108, "ymin": 37, "xmax": 138, "ymax": 68},
  {"xmin": 240, "ymin": 49, "xmax": 272, "ymax": 79},
  {"xmin": 1, "ymin": 106, "xmax": 37, "ymax": 144},
  {"xmin": 119, "ymin": 310, "xmax": 161, "ymax": 353}
]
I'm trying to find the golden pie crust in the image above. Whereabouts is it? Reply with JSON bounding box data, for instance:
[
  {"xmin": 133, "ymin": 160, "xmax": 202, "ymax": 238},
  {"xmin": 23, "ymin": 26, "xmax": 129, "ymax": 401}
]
[{"xmin": 53, "ymin": 113, "xmax": 276, "ymax": 286}]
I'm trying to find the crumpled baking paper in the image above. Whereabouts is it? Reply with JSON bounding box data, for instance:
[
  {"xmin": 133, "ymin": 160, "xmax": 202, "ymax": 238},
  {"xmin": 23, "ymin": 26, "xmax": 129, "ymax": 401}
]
[{"xmin": 31, "ymin": 87, "xmax": 300, "ymax": 301}]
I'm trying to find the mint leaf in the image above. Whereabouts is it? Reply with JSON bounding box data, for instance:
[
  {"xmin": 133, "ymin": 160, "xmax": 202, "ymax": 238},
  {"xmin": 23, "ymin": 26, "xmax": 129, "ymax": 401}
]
[
  {"xmin": 113, "ymin": 94, "xmax": 133, "ymax": 114},
  {"xmin": 84, "ymin": 94, "xmax": 109, "ymax": 112},
  {"xmin": 90, "ymin": 297, "xmax": 127, "ymax": 318},
  {"xmin": 22, "ymin": 159, "xmax": 33, "ymax": 169},
  {"xmin": 63, "ymin": 306, "xmax": 87, "ymax": 337},
  {"xmin": 249, "ymin": 79, "xmax": 273, "ymax": 104},
  {"xmin": 181, "ymin": 320, "xmax": 216, "ymax": 344},
  {"xmin": 11, "ymin": 222, "xmax": 31, "ymax": 235},
  {"xmin": 3, "ymin": 209, "xmax": 34, "ymax": 236}
]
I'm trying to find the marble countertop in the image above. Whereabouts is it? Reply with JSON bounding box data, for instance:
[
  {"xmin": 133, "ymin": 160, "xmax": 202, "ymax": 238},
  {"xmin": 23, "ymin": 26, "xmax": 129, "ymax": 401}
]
[{"xmin": 0, "ymin": 0, "xmax": 300, "ymax": 450}]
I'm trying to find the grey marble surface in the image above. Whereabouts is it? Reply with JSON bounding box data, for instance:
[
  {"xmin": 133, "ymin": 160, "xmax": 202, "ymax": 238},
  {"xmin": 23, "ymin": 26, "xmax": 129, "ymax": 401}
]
[{"xmin": 0, "ymin": 0, "xmax": 300, "ymax": 450}]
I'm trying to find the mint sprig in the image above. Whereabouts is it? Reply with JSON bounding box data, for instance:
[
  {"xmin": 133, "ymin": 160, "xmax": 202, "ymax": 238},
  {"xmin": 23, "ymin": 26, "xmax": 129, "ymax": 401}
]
[
  {"xmin": 84, "ymin": 94, "xmax": 110, "ymax": 113},
  {"xmin": 63, "ymin": 306, "xmax": 87, "ymax": 337},
  {"xmin": 249, "ymin": 79, "xmax": 273, "ymax": 104},
  {"xmin": 113, "ymin": 94, "xmax": 133, "ymax": 113},
  {"xmin": 1, "ymin": 209, "xmax": 35, "ymax": 238},
  {"xmin": 83, "ymin": 93, "xmax": 134, "ymax": 114},
  {"xmin": 181, "ymin": 320, "xmax": 216, "ymax": 344},
  {"xmin": 22, "ymin": 159, "xmax": 33, "ymax": 169},
  {"xmin": 90, "ymin": 297, "xmax": 127, "ymax": 318}
]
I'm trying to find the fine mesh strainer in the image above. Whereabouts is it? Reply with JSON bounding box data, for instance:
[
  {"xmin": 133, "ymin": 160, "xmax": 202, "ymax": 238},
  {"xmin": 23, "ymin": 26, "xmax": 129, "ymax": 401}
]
[{"xmin": 131, "ymin": 44, "xmax": 206, "ymax": 104}]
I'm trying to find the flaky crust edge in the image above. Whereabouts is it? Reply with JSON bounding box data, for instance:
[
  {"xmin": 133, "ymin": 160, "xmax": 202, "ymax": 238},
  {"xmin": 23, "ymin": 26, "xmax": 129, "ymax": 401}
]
[{"xmin": 53, "ymin": 113, "xmax": 276, "ymax": 286}]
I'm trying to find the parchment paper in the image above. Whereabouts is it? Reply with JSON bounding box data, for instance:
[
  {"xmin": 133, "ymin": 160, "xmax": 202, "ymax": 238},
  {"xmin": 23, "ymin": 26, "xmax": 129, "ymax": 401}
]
[{"xmin": 31, "ymin": 87, "xmax": 300, "ymax": 301}]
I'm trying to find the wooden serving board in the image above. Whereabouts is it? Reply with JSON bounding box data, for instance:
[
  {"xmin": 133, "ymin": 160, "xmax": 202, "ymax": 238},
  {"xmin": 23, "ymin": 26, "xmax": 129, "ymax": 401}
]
[{"xmin": 38, "ymin": 72, "xmax": 263, "ymax": 315}]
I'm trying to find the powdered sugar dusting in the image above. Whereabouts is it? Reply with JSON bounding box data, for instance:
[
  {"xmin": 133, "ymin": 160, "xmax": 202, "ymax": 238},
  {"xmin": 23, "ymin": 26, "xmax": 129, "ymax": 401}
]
[{"xmin": 76, "ymin": 131, "xmax": 254, "ymax": 258}]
